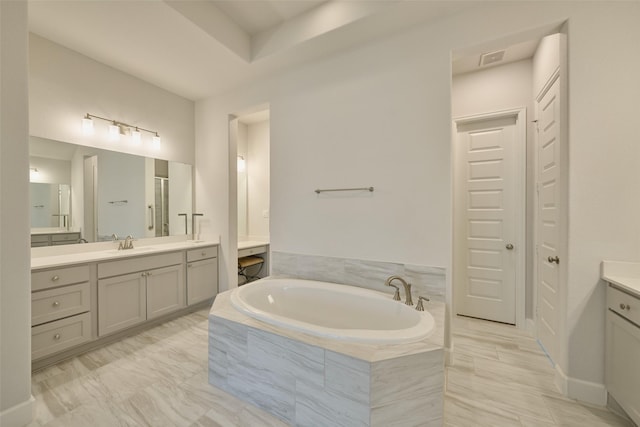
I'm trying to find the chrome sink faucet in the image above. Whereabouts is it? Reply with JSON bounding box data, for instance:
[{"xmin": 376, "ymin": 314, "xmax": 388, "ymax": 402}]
[
  {"xmin": 118, "ymin": 235, "xmax": 134, "ymax": 250},
  {"xmin": 384, "ymin": 275, "xmax": 413, "ymax": 306}
]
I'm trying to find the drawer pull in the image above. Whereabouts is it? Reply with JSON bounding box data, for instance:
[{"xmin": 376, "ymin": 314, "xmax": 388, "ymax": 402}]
[
  {"xmin": 52, "ymin": 301, "xmax": 60, "ymax": 307},
  {"xmin": 202, "ymin": 251, "xmax": 207, "ymax": 256},
  {"xmin": 51, "ymin": 275, "xmax": 60, "ymax": 281},
  {"xmin": 620, "ymin": 303, "xmax": 631, "ymax": 311},
  {"xmin": 53, "ymin": 333, "xmax": 61, "ymax": 340}
]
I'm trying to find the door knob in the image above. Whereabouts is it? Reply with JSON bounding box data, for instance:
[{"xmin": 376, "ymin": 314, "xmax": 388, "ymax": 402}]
[
  {"xmin": 547, "ymin": 255, "xmax": 560, "ymax": 264},
  {"xmin": 506, "ymin": 243, "xmax": 514, "ymax": 250}
]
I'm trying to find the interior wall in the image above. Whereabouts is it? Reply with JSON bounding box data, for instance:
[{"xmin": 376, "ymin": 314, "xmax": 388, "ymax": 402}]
[
  {"xmin": 196, "ymin": 1, "xmax": 640, "ymax": 400},
  {"xmin": 247, "ymin": 120, "xmax": 270, "ymax": 240},
  {"xmin": 451, "ymin": 59, "xmax": 535, "ymax": 319},
  {"xmin": 29, "ymin": 34, "xmax": 195, "ymax": 165},
  {"xmin": 0, "ymin": 1, "xmax": 33, "ymax": 425},
  {"xmin": 28, "ymin": 156, "xmax": 71, "ymax": 184}
]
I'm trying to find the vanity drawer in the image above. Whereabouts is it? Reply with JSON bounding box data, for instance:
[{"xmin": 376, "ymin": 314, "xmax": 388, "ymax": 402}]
[
  {"xmin": 98, "ymin": 251, "xmax": 183, "ymax": 278},
  {"xmin": 187, "ymin": 246, "xmax": 218, "ymax": 262},
  {"xmin": 608, "ymin": 284, "xmax": 640, "ymax": 325},
  {"xmin": 238, "ymin": 245, "xmax": 267, "ymax": 258},
  {"xmin": 31, "ymin": 312, "xmax": 91, "ymax": 360},
  {"xmin": 31, "ymin": 235, "xmax": 50, "ymax": 244},
  {"xmin": 32, "ymin": 265, "xmax": 90, "ymax": 291},
  {"xmin": 32, "ymin": 282, "xmax": 90, "ymax": 326},
  {"xmin": 51, "ymin": 233, "xmax": 80, "ymax": 243}
]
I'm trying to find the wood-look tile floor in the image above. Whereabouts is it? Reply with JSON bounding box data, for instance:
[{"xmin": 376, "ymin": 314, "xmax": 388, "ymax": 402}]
[{"xmin": 28, "ymin": 309, "xmax": 634, "ymax": 426}]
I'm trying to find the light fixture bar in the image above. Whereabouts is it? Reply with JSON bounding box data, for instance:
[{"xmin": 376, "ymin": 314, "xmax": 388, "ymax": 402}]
[{"xmin": 83, "ymin": 113, "xmax": 160, "ymax": 140}]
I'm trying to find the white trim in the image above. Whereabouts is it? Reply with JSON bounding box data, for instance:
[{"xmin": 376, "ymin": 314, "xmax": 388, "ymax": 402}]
[
  {"xmin": 526, "ymin": 317, "xmax": 536, "ymax": 334},
  {"xmin": 452, "ymin": 107, "xmax": 527, "ymax": 329},
  {"xmin": 555, "ymin": 364, "xmax": 607, "ymax": 406},
  {"xmin": 0, "ymin": 396, "xmax": 34, "ymax": 427}
]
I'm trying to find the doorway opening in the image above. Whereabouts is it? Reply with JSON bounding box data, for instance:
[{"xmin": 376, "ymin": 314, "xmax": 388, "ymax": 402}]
[
  {"xmin": 229, "ymin": 106, "xmax": 271, "ymax": 287},
  {"xmin": 451, "ymin": 24, "xmax": 567, "ymax": 340}
]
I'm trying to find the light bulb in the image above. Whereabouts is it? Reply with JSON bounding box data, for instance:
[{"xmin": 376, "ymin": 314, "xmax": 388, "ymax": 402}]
[
  {"xmin": 237, "ymin": 156, "xmax": 246, "ymax": 172},
  {"xmin": 132, "ymin": 128, "xmax": 141, "ymax": 144},
  {"xmin": 82, "ymin": 115, "xmax": 94, "ymax": 135},
  {"xmin": 152, "ymin": 133, "xmax": 161, "ymax": 150},
  {"xmin": 108, "ymin": 122, "xmax": 120, "ymax": 141}
]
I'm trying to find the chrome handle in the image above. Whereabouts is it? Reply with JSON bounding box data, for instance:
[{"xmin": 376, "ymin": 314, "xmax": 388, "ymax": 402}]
[
  {"xmin": 141, "ymin": 272, "xmax": 147, "ymax": 277},
  {"xmin": 53, "ymin": 334, "xmax": 61, "ymax": 340},
  {"xmin": 416, "ymin": 296, "xmax": 430, "ymax": 311},
  {"xmin": 52, "ymin": 301, "xmax": 60, "ymax": 307},
  {"xmin": 51, "ymin": 275, "xmax": 59, "ymax": 282},
  {"xmin": 147, "ymin": 271, "xmax": 152, "ymax": 276},
  {"xmin": 148, "ymin": 205, "xmax": 154, "ymax": 230},
  {"xmin": 620, "ymin": 303, "xmax": 631, "ymax": 311},
  {"xmin": 506, "ymin": 243, "xmax": 514, "ymax": 250},
  {"xmin": 547, "ymin": 255, "xmax": 560, "ymax": 264}
]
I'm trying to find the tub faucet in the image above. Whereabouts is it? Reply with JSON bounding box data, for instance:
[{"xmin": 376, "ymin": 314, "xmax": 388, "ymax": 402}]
[{"xmin": 384, "ymin": 276, "xmax": 413, "ymax": 306}]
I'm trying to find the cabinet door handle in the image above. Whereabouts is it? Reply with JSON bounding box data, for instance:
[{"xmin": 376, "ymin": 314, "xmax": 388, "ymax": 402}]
[
  {"xmin": 201, "ymin": 251, "xmax": 207, "ymax": 256},
  {"xmin": 53, "ymin": 333, "xmax": 61, "ymax": 340},
  {"xmin": 147, "ymin": 271, "xmax": 152, "ymax": 276},
  {"xmin": 620, "ymin": 303, "xmax": 631, "ymax": 311},
  {"xmin": 51, "ymin": 275, "xmax": 60, "ymax": 281},
  {"xmin": 52, "ymin": 301, "xmax": 60, "ymax": 307},
  {"xmin": 547, "ymin": 256, "xmax": 560, "ymax": 264},
  {"xmin": 188, "ymin": 264, "xmax": 192, "ymax": 268}
]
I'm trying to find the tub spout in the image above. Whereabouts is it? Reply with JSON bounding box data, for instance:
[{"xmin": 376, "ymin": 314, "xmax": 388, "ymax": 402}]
[{"xmin": 384, "ymin": 276, "xmax": 413, "ymax": 306}]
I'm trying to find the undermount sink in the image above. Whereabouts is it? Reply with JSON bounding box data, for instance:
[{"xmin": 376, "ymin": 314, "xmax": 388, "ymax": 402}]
[{"xmin": 106, "ymin": 246, "xmax": 158, "ymax": 255}]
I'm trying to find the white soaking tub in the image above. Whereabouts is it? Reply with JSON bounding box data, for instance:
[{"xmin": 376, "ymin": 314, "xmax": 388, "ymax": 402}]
[{"xmin": 230, "ymin": 277, "xmax": 434, "ymax": 343}]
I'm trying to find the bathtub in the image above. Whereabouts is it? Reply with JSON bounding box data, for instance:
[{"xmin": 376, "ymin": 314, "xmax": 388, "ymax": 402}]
[{"xmin": 230, "ymin": 278, "xmax": 435, "ymax": 343}]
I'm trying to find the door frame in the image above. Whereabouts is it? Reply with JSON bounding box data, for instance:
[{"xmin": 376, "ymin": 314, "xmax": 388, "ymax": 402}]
[{"xmin": 452, "ymin": 107, "xmax": 527, "ymax": 328}]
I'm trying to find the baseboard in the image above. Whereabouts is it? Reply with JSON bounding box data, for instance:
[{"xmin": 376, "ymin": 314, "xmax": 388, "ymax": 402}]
[
  {"xmin": 0, "ymin": 395, "xmax": 34, "ymax": 427},
  {"xmin": 555, "ymin": 364, "xmax": 607, "ymax": 406}
]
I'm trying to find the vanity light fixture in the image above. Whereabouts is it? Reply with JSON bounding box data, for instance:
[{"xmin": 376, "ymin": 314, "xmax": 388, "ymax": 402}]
[
  {"xmin": 81, "ymin": 113, "xmax": 160, "ymax": 148},
  {"xmin": 237, "ymin": 155, "xmax": 246, "ymax": 172},
  {"xmin": 82, "ymin": 114, "xmax": 94, "ymax": 135},
  {"xmin": 132, "ymin": 127, "xmax": 142, "ymax": 144},
  {"xmin": 29, "ymin": 167, "xmax": 40, "ymax": 180},
  {"xmin": 108, "ymin": 121, "xmax": 120, "ymax": 141},
  {"xmin": 152, "ymin": 132, "xmax": 161, "ymax": 150}
]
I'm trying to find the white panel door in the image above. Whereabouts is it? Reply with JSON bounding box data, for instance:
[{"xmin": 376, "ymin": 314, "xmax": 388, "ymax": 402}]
[
  {"xmin": 536, "ymin": 77, "xmax": 561, "ymax": 361},
  {"xmin": 456, "ymin": 115, "xmax": 518, "ymax": 324}
]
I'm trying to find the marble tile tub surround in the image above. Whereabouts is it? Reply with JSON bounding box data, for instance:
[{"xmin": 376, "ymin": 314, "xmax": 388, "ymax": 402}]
[
  {"xmin": 209, "ymin": 291, "xmax": 445, "ymax": 426},
  {"xmin": 271, "ymin": 251, "xmax": 446, "ymax": 302}
]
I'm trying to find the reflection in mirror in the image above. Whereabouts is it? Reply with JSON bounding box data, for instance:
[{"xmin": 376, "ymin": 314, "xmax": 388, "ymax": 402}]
[
  {"xmin": 30, "ymin": 183, "xmax": 70, "ymax": 228},
  {"xmin": 29, "ymin": 136, "xmax": 193, "ymax": 246}
]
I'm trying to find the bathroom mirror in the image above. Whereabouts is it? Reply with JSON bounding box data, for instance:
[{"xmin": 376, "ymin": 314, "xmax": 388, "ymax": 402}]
[{"xmin": 29, "ymin": 136, "xmax": 193, "ymax": 243}]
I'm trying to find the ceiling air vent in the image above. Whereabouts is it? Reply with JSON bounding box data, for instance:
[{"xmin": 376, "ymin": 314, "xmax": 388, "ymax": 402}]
[{"xmin": 479, "ymin": 50, "xmax": 506, "ymax": 67}]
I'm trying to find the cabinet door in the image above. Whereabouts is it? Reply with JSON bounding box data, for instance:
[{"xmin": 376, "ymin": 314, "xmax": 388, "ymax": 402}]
[
  {"xmin": 606, "ymin": 311, "xmax": 640, "ymax": 426},
  {"xmin": 98, "ymin": 272, "xmax": 146, "ymax": 336},
  {"xmin": 147, "ymin": 264, "xmax": 185, "ymax": 319},
  {"xmin": 187, "ymin": 257, "xmax": 218, "ymax": 305}
]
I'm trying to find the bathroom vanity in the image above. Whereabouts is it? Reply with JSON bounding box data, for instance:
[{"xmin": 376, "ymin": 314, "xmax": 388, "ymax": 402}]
[
  {"xmin": 602, "ymin": 261, "xmax": 640, "ymax": 425},
  {"xmin": 31, "ymin": 240, "xmax": 218, "ymax": 369}
]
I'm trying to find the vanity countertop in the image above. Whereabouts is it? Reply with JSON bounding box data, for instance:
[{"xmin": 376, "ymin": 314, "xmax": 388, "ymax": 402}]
[
  {"xmin": 238, "ymin": 240, "xmax": 269, "ymax": 250},
  {"xmin": 601, "ymin": 260, "xmax": 640, "ymax": 297},
  {"xmin": 31, "ymin": 228, "xmax": 79, "ymax": 235},
  {"xmin": 31, "ymin": 239, "xmax": 219, "ymax": 271}
]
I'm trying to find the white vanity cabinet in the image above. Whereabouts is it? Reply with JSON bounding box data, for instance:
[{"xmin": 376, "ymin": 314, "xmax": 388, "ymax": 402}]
[
  {"xmin": 97, "ymin": 251, "xmax": 184, "ymax": 336},
  {"xmin": 186, "ymin": 246, "xmax": 218, "ymax": 305},
  {"xmin": 605, "ymin": 283, "xmax": 640, "ymax": 425},
  {"xmin": 31, "ymin": 265, "xmax": 92, "ymax": 360}
]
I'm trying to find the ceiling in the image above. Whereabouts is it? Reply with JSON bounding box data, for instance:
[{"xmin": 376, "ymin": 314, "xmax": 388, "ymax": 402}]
[{"xmin": 28, "ymin": 1, "xmax": 542, "ymax": 101}]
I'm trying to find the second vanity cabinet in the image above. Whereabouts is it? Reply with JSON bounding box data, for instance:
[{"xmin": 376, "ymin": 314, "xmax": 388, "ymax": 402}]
[
  {"xmin": 605, "ymin": 283, "xmax": 640, "ymax": 425},
  {"xmin": 97, "ymin": 251, "xmax": 185, "ymax": 336},
  {"xmin": 186, "ymin": 246, "xmax": 218, "ymax": 305}
]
